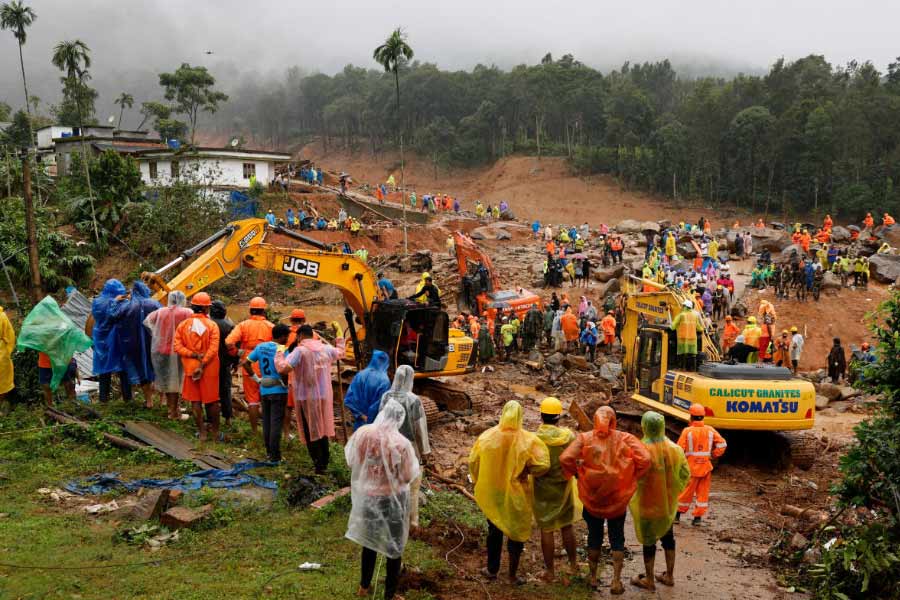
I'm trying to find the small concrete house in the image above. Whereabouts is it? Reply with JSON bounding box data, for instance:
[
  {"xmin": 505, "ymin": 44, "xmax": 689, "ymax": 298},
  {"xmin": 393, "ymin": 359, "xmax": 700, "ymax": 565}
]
[
  {"xmin": 50, "ymin": 125, "xmax": 165, "ymax": 176},
  {"xmin": 134, "ymin": 147, "xmax": 291, "ymax": 189}
]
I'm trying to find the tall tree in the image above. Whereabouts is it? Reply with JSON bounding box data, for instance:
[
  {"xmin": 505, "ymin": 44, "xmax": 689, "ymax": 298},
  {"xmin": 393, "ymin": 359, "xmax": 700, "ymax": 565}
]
[
  {"xmin": 373, "ymin": 27, "xmax": 414, "ymax": 255},
  {"xmin": 158, "ymin": 63, "xmax": 228, "ymax": 145},
  {"xmin": 52, "ymin": 39, "xmax": 98, "ymax": 241},
  {"xmin": 114, "ymin": 91, "xmax": 134, "ymax": 129},
  {"xmin": 1, "ymin": 0, "xmax": 36, "ymax": 146}
]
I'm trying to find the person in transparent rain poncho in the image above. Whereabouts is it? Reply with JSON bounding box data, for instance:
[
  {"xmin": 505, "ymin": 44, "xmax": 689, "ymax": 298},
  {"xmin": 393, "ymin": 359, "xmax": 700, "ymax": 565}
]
[
  {"xmin": 345, "ymin": 399, "xmax": 420, "ymax": 600},
  {"xmin": 143, "ymin": 291, "xmax": 193, "ymax": 419},
  {"xmin": 378, "ymin": 365, "xmax": 431, "ymax": 528}
]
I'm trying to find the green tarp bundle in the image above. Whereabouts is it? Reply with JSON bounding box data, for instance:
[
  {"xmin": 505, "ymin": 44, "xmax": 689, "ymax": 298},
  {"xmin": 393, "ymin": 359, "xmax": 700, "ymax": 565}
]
[{"xmin": 16, "ymin": 296, "xmax": 92, "ymax": 389}]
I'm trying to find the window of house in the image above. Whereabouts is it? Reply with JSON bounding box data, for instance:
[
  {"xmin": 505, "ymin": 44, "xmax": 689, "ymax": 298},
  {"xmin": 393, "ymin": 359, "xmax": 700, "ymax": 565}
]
[
  {"xmin": 171, "ymin": 161, "xmax": 179, "ymax": 179},
  {"xmin": 243, "ymin": 162, "xmax": 256, "ymax": 179},
  {"xmin": 149, "ymin": 161, "xmax": 158, "ymax": 180}
]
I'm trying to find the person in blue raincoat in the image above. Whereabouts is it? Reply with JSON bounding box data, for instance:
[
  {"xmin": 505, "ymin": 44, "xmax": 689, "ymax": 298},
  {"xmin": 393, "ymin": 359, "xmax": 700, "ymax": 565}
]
[
  {"xmin": 92, "ymin": 279, "xmax": 132, "ymax": 403},
  {"xmin": 344, "ymin": 350, "xmax": 391, "ymax": 431},
  {"xmin": 109, "ymin": 281, "xmax": 161, "ymax": 407}
]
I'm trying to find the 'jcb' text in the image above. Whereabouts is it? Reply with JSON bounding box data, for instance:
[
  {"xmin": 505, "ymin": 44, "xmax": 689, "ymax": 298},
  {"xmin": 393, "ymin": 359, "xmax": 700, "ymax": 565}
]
[{"xmin": 282, "ymin": 257, "xmax": 320, "ymax": 278}]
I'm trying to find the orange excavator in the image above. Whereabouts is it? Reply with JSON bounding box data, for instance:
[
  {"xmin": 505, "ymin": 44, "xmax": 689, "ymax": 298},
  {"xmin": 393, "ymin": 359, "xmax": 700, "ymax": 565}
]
[{"xmin": 453, "ymin": 231, "xmax": 542, "ymax": 320}]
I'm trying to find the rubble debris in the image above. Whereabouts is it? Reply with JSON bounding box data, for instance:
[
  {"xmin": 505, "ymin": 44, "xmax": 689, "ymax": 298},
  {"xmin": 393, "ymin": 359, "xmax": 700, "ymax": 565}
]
[
  {"xmin": 123, "ymin": 421, "xmax": 231, "ymax": 470},
  {"xmin": 310, "ymin": 487, "xmax": 351, "ymax": 509},
  {"xmin": 160, "ymin": 504, "xmax": 214, "ymax": 530},
  {"xmin": 130, "ymin": 489, "xmax": 171, "ymax": 521},
  {"xmin": 285, "ymin": 476, "xmax": 329, "ymax": 507}
]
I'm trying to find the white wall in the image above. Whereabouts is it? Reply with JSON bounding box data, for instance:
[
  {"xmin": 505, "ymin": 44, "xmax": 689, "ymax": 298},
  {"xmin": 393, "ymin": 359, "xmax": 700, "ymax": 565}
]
[
  {"xmin": 37, "ymin": 126, "xmax": 73, "ymax": 149},
  {"xmin": 139, "ymin": 157, "xmax": 277, "ymax": 188}
]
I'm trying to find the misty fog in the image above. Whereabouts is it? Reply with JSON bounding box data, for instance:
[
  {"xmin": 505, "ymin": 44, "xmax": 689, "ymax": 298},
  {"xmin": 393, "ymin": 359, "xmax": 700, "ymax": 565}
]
[{"xmin": 2, "ymin": 0, "xmax": 897, "ymax": 130}]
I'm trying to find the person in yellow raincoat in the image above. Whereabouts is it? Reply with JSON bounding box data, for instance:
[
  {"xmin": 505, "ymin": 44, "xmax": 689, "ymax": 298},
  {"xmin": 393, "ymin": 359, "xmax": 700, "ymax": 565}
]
[
  {"xmin": 532, "ymin": 397, "xmax": 581, "ymax": 583},
  {"xmin": 742, "ymin": 316, "xmax": 762, "ymax": 363},
  {"xmin": 412, "ymin": 272, "xmax": 440, "ymax": 305},
  {"xmin": 670, "ymin": 300, "xmax": 704, "ymax": 371},
  {"xmin": 0, "ymin": 306, "xmax": 15, "ymax": 410},
  {"xmin": 628, "ymin": 411, "xmax": 690, "ymax": 592},
  {"xmin": 469, "ymin": 400, "xmax": 550, "ymax": 584}
]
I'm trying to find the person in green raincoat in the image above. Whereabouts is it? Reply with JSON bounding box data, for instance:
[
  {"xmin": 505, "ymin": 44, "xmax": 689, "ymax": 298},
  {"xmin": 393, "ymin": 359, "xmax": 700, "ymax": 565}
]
[
  {"xmin": 533, "ymin": 397, "xmax": 581, "ymax": 583},
  {"xmin": 469, "ymin": 401, "xmax": 549, "ymax": 584},
  {"xmin": 628, "ymin": 411, "xmax": 690, "ymax": 592},
  {"xmin": 477, "ymin": 318, "xmax": 495, "ymax": 365},
  {"xmin": 669, "ymin": 300, "xmax": 704, "ymax": 371}
]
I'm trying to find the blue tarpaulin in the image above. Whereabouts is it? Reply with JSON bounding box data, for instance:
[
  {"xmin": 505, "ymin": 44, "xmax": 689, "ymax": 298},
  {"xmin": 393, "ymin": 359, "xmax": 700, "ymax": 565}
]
[
  {"xmin": 64, "ymin": 461, "xmax": 278, "ymax": 495},
  {"xmin": 229, "ymin": 190, "xmax": 258, "ymax": 218}
]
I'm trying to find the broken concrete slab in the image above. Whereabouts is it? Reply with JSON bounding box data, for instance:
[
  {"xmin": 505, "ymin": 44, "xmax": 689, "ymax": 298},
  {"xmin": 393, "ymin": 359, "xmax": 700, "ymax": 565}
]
[
  {"xmin": 130, "ymin": 489, "xmax": 171, "ymax": 521},
  {"xmin": 310, "ymin": 487, "xmax": 351, "ymax": 510},
  {"xmin": 160, "ymin": 504, "xmax": 213, "ymax": 530}
]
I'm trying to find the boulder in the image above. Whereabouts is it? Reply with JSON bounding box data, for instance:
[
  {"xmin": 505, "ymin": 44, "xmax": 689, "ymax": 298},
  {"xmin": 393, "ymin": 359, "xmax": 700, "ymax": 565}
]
[
  {"xmin": 599, "ymin": 362, "xmax": 622, "ymax": 382},
  {"xmin": 500, "ymin": 209, "xmax": 516, "ymax": 220},
  {"xmin": 750, "ymin": 228, "xmax": 792, "ymax": 252},
  {"xmin": 546, "ymin": 352, "xmax": 566, "ymax": 367},
  {"xmin": 564, "ymin": 354, "xmax": 591, "ymax": 370},
  {"xmin": 717, "ymin": 250, "xmax": 731, "ymax": 263},
  {"xmin": 816, "ymin": 382, "xmax": 842, "ymax": 402},
  {"xmin": 471, "ymin": 226, "xmax": 511, "ymax": 241},
  {"xmin": 821, "ymin": 271, "xmax": 841, "ymax": 290},
  {"xmin": 495, "ymin": 229, "xmax": 512, "ymax": 240},
  {"xmin": 615, "ymin": 219, "xmax": 643, "ymax": 234},
  {"xmin": 868, "ymin": 254, "xmax": 900, "ymax": 284},
  {"xmin": 778, "ymin": 244, "xmax": 803, "ymax": 263},
  {"xmin": 592, "ymin": 264, "xmax": 625, "ymax": 283},
  {"xmin": 130, "ymin": 489, "xmax": 171, "ymax": 521},
  {"xmin": 815, "ymin": 395, "xmax": 830, "ymax": 410},
  {"xmin": 677, "ymin": 242, "xmax": 698, "ymax": 258},
  {"xmin": 830, "ymin": 226, "xmax": 851, "ymax": 243},
  {"xmin": 639, "ymin": 221, "xmax": 660, "ymax": 232},
  {"xmin": 839, "ymin": 386, "xmax": 861, "ymax": 401},
  {"xmin": 470, "ymin": 230, "xmax": 486, "ymax": 241},
  {"xmin": 597, "ymin": 278, "xmax": 621, "ymax": 297},
  {"xmin": 725, "ymin": 231, "xmax": 738, "ymax": 250}
]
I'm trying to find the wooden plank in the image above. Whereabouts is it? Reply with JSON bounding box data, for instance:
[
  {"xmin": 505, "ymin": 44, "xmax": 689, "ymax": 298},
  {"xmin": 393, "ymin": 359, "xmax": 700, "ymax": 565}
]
[
  {"xmin": 45, "ymin": 409, "xmax": 149, "ymax": 452},
  {"xmin": 122, "ymin": 421, "xmax": 231, "ymax": 470}
]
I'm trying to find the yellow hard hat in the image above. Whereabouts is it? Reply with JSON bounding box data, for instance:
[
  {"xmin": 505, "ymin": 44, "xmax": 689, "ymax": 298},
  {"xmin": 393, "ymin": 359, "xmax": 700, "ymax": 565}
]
[
  {"xmin": 747, "ymin": 316, "xmax": 757, "ymax": 324},
  {"xmin": 540, "ymin": 397, "xmax": 563, "ymax": 415},
  {"xmin": 790, "ymin": 326, "xmax": 798, "ymax": 333}
]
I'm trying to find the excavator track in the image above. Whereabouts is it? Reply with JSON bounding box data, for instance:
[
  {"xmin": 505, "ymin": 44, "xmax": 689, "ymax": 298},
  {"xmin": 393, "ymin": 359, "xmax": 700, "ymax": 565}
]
[
  {"xmin": 779, "ymin": 430, "xmax": 818, "ymax": 471},
  {"xmin": 414, "ymin": 378, "xmax": 478, "ymax": 414}
]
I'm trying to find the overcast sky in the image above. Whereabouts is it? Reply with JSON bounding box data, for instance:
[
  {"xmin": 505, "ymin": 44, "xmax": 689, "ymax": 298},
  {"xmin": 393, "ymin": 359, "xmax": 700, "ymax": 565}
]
[{"xmin": 3, "ymin": 0, "xmax": 898, "ymax": 120}]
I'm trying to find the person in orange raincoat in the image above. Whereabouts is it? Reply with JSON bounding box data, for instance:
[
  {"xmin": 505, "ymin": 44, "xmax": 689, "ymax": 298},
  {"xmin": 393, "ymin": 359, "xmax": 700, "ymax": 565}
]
[
  {"xmin": 755, "ymin": 218, "xmax": 765, "ymax": 228},
  {"xmin": 600, "ymin": 310, "xmax": 617, "ymax": 352},
  {"xmin": 560, "ymin": 308, "xmax": 579, "ymax": 352},
  {"xmin": 863, "ymin": 213, "xmax": 874, "ymax": 229},
  {"xmin": 560, "ymin": 406, "xmax": 651, "ymax": 594},
  {"xmin": 791, "ymin": 230, "xmax": 802, "ymax": 245},
  {"xmin": 799, "ymin": 230, "xmax": 811, "ymax": 253},
  {"xmin": 225, "ymin": 296, "xmax": 274, "ymax": 434},
  {"xmin": 823, "ymin": 214, "xmax": 833, "ymax": 231},
  {"xmin": 173, "ymin": 292, "xmax": 220, "ymax": 441},
  {"xmin": 676, "ymin": 404, "xmax": 727, "ymax": 525},
  {"xmin": 546, "ymin": 240, "xmax": 556, "ymax": 256},
  {"xmin": 772, "ymin": 330, "xmax": 791, "ymax": 367},
  {"xmin": 721, "ymin": 315, "xmax": 740, "ymax": 353},
  {"xmin": 884, "ymin": 213, "xmax": 896, "ymax": 227},
  {"xmin": 757, "ymin": 300, "xmax": 777, "ymax": 362},
  {"xmin": 815, "ymin": 228, "xmax": 829, "ymax": 244}
]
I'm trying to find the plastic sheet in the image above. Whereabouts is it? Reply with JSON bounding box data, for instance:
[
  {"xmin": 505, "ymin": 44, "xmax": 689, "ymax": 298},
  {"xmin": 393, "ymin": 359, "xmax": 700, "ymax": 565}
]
[
  {"xmin": 379, "ymin": 365, "xmax": 430, "ymax": 461},
  {"xmin": 344, "ymin": 350, "xmax": 391, "ymax": 430},
  {"xmin": 144, "ymin": 292, "xmax": 193, "ymax": 393},
  {"xmin": 533, "ymin": 424, "xmax": 581, "ymax": 531},
  {"xmin": 16, "ymin": 296, "xmax": 92, "ymax": 389},
  {"xmin": 63, "ymin": 461, "xmax": 278, "ymax": 495}
]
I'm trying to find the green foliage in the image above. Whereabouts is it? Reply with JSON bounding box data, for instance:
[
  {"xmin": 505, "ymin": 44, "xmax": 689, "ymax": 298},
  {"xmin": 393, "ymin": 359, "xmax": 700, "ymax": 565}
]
[
  {"xmin": 138, "ymin": 100, "xmax": 187, "ymax": 141},
  {"xmin": 0, "ymin": 100, "xmax": 10, "ymax": 121},
  {"xmin": 158, "ymin": 63, "xmax": 228, "ymax": 145},
  {"xmin": 0, "ymin": 195, "xmax": 95, "ymax": 292},
  {"xmin": 52, "ymin": 76, "xmax": 97, "ymax": 126},
  {"xmin": 60, "ymin": 149, "xmax": 142, "ymax": 235},
  {"xmin": 803, "ymin": 291, "xmax": 900, "ymax": 599},
  {"xmin": 123, "ymin": 181, "xmax": 227, "ymax": 260}
]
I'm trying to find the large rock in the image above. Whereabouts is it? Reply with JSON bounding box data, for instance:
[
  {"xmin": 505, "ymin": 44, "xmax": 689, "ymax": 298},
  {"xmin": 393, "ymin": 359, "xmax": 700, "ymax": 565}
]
[
  {"xmin": 597, "ymin": 278, "xmax": 621, "ymax": 297},
  {"xmin": 599, "ymin": 362, "xmax": 622, "ymax": 382},
  {"xmin": 717, "ymin": 250, "xmax": 731, "ymax": 263},
  {"xmin": 868, "ymin": 254, "xmax": 900, "ymax": 284},
  {"xmin": 815, "ymin": 395, "xmax": 830, "ymax": 410},
  {"xmin": 830, "ymin": 226, "xmax": 851, "ymax": 243},
  {"xmin": 639, "ymin": 221, "xmax": 660, "ymax": 232},
  {"xmin": 750, "ymin": 228, "xmax": 793, "ymax": 252},
  {"xmin": 546, "ymin": 352, "xmax": 566, "ymax": 367},
  {"xmin": 816, "ymin": 382, "xmax": 842, "ymax": 402},
  {"xmin": 778, "ymin": 244, "xmax": 803, "ymax": 263},
  {"xmin": 677, "ymin": 242, "xmax": 697, "ymax": 258},
  {"xmin": 822, "ymin": 271, "xmax": 842, "ymax": 290},
  {"xmin": 564, "ymin": 354, "xmax": 591, "ymax": 370},
  {"xmin": 471, "ymin": 225, "xmax": 511, "ymax": 241},
  {"xmin": 592, "ymin": 264, "xmax": 625, "ymax": 283},
  {"xmin": 615, "ymin": 219, "xmax": 643, "ymax": 234},
  {"xmin": 839, "ymin": 386, "xmax": 861, "ymax": 401}
]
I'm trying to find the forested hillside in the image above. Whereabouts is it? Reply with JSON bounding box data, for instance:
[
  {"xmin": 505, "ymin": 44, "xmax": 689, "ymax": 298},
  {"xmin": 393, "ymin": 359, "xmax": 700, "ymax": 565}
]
[{"xmin": 223, "ymin": 54, "xmax": 900, "ymax": 219}]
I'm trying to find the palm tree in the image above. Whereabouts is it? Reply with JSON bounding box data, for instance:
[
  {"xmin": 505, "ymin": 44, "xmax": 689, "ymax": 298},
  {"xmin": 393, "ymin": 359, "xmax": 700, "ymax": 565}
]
[
  {"xmin": 373, "ymin": 27, "xmax": 414, "ymax": 255},
  {"xmin": 52, "ymin": 39, "xmax": 99, "ymax": 242},
  {"xmin": 114, "ymin": 92, "xmax": 134, "ymax": 129},
  {"xmin": 1, "ymin": 0, "xmax": 36, "ymax": 146}
]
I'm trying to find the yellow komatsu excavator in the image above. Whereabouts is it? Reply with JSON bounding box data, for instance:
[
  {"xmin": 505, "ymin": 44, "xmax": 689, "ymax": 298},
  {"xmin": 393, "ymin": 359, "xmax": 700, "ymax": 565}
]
[
  {"xmin": 621, "ymin": 278, "xmax": 818, "ymax": 469},
  {"xmin": 141, "ymin": 218, "xmax": 475, "ymax": 411}
]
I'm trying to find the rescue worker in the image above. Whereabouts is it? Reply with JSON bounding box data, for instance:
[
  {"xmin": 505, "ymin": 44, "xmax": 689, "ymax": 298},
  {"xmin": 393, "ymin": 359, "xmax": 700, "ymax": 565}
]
[
  {"xmin": 823, "ymin": 214, "xmax": 833, "ymax": 231},
  {"xmin": 560, "ymin": 307, "xmax": 579, "ymax": 353},
  {"xmin": 277, "ymin": 322, "xmax": 346, "ymax": 474},
  {"xmin": 144, "ymin": 291, "xmax": 193, "ymax": 419},
  {"xmin": 477, "ymin": 318, "xmax": 495, "ymax": 365},
  {"xmin": 863, "ymin": 212, "xmax": 874, "ymax": 229},
  {"xmin": 543, "ymin": 305, "xmax": 555, "ymax": 347},
  {"xmin": 379, "ymin": 365, "xmax": 431, "ymax": 528},
  {"xmin": 676, "ymin": 403, "xmax": 727, "ymax": 526},
  {"xmin": 884, "ymin": 213, "xmax": 896, "ymax": 227},
  {"xmin": 629, "ymin": 411, "xmax": 690, "ymax": 592},
  {"xmin": 827, "ymin": 337, "xmax": 847, "ymax": 383},
  {"xmin": 91, "ymin": 279, "xmax": 132, "ymax": 404},
  {"xmin": 0, "ymin": 305, "xmax": 15, "ymax": 412},
  {"xmin": 741, "ymin": 316, "xmax": 762, "ymax": 363},
  {"xmin": 499, "ymin": 317, "xmax": 516, "ymax": 361},
  {"xmin": 773, "ymin": 330, "xmax": 791, "ymax": 367},
  {"xmin": 600, "ymin": 310, "xmax": 617, "ymax": 353},
  {"xmin": 669, "ymin": 300, "xmax": 704, "ymax": 371},
  {"xmin": 789, "ymin": 326, "xmax": 804, "ymax": 373},
  {"xmin": 532, "ymin": 397, "xmax": 580, "ymax": 583},
  {"xmin": 209, "ymin": 300, "xmax": 236, "ymax": 426},
  {"xmin": 522, "ymin": 304, "xmax": 543, "ymax": 352},
  {"xmin": 469, "ymin": 401, "xmax": 550, "ymax": 585},
  {"xmin": 560, "ymin": 407, "xmax": 650, "ymax": 594},
  {"xmin": 409, "ymin": 273, "xmax": 441, "ymax": 307},
  {"xmin": 580, "ymin": 322, "xmax": 599, "ymax": 362},
  {"xmin": 721, "ymin": 316, "xmax": 740, "ymax": 354},
  {"xmin": 345, "ymin": 399, "xmax": 418, "ymax": 600},
  {"xmin": 243, "ymin": 324, "xmax": 291, "ymax": 461},
  {"xmin": 173, "ymin": 292, "xmax": 220, "ymax": 441},
  {"xmin": 111, "ymin": 281, "xmax": 161, "ymax": 408},
  {"xmin": 344, "ymin": 350, "xmax": 391, "ymax": 431},
  {"xmin": 226, "ymin": 296, "xmax": 274, "ymax": 434}
]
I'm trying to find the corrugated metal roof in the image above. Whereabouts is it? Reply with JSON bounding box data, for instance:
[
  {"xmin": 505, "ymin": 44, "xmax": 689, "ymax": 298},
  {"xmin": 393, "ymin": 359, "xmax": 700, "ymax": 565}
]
[
  {"xmin": 90, "ymin": 141, "xmax": 166, "ymax": 153},
  {"xmin": 61, "ymin": 290, "xmax": 94, "ymax": 379}
]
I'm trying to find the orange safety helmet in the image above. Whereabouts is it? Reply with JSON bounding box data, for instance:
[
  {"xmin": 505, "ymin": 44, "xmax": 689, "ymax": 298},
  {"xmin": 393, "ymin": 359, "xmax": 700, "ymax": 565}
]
[
  {"xmin": 689, "ymin": 403, "xmax": 706, "ymax": 417},
  {"xmin": 249, "ymin": 296, "xmax": 267, "ymax": 310},
  {"xmin": 290, "ymin": 308, "xmax": 306, "ymax": 320},
  {"xmin": 191, "ymin": 292, "xmax": 212, "ymax": 307}
]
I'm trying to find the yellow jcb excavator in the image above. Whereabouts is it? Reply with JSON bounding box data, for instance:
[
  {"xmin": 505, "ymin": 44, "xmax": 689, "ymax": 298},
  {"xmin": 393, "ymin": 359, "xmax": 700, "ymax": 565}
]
[
  {"xmin": 141, "ymin": 218, "xmax": 475, "ymax": 411},
  {"xmin": 621, "ymin": 278, "xmax": 818, "ymax": 469}
]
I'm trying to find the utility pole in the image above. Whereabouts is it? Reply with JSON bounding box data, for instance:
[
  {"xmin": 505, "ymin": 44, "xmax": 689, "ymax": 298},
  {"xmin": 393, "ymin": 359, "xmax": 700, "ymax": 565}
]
[
  {"xmin": 400, "ymin": 133, "xmax": 408, "ymax": 257},
  {"xmin": 22, "ymin": 151, "xmax": 42, "ymax": 304}
]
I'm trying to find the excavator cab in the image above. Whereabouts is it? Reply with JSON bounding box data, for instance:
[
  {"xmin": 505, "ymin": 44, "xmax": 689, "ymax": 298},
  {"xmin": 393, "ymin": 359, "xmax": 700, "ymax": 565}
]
[
  {"xmin": 636, "ymin": 327, "xmax": 667, "ymax": 401},
  {"xmin": 368, "ymin": 300, "xmax": 450, "ymax": 373}
]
